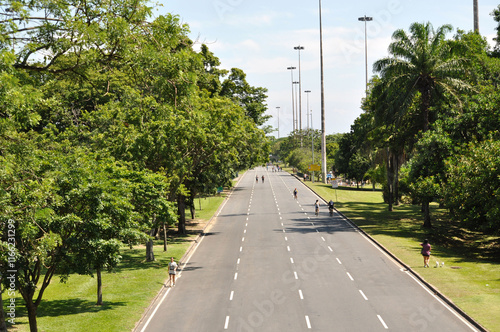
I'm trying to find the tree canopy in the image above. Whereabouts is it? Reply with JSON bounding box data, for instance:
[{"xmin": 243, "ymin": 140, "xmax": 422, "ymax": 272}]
[{"xmin": 0, "ymin": 1, "xmax": 269, "ymax": 330}]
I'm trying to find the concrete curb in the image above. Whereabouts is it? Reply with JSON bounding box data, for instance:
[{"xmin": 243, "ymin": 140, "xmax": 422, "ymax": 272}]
[{"xmin": 294, "ymin": 174, "xmax": 488, "ymax": 332}]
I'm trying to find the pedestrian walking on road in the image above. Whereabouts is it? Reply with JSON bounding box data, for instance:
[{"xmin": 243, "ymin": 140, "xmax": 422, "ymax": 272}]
[
  {"xmin": 168, "ymin": 257, "xmax": 178, "ymax": 286},
  {"xmin": 262, "ymin": 175, "xmax": 265, "ymax": 183},
  {"xmin": 293, "ymin": 188, "xmax": 298, "ymax": 199},
  {"xmin": 420, "ymin": 239, "xmax": 431, "ymax": 268},
  {"xmin": 314, "ymin": 200, "xmax": 320, "ymax": 216},
  {"xmin": 256, "ymin": 175, "xmax": 259, "ymax": 183}
]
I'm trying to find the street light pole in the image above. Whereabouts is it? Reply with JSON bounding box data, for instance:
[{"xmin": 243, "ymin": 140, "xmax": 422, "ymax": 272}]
[
  {"xmin": 311, "ymin": 111, "xmax": 315, "ymax": 183},
  {"xmin": 287, "ymin": 66, "xmax": 296, "ymax": 133},
  {"xmin": 473, "ymin": 0, "xmax": 479, "ymax": 33},
  {"xmin": 358, "ymin": 15, "xmax": 373, "ymax": 96},
  {"xmin": 319, "ymin": 0, "xmax": 327, "ymax": 183},
  {"xmin": 294, "ymin": 45, "xmax": 304, "ymax": 145},
  {"xmin": 276, "ymin": 106, "xmax": 280, "ymax": 139},
  {"xmin": 304, "ymin": 90, "xmax": 311, "ymax": 129},
  {"xmin": 293, "ymin": 81, "xmax": 300, "ymax": 133}
]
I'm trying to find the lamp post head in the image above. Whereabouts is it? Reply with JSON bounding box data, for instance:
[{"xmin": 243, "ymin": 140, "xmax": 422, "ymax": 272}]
[
  {"xmin": 287, "ymin": 66, "xmax": 296, "ymax": 70},
  {"xmin": 305, "ymin": 90, "xmax": 311, "ymax": 93},
  {"xmin": 294, "ymin": 45, "xmax": 305, "ymax": 50},
  {"xmin": 358, "ymin": 16, "xmax": 373, "ymax": 21}
]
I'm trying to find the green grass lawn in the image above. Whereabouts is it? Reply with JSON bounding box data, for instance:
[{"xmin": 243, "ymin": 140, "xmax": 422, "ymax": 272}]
[
  {"xmin": 307, "ymin": 182, "xmax": 500, "ymax": 331},
  {"xmin": 4, "ymin": 194, "xmax": 226, "ymax": 332}
]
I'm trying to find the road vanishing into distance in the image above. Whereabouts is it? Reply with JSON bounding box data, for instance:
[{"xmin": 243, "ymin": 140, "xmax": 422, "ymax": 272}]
[{"xmin": 136, "ymin": 167, "xmax": 479, "ymax": 332}]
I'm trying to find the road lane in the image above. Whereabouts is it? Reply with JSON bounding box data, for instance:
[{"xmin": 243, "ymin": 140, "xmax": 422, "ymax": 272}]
[{"xmin": 137, "ymin": 167, "xmax": 479, "ymax": 332}]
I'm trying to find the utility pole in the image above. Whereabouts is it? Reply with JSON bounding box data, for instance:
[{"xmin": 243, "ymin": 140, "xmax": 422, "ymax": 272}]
[
  {"xmin": 319, "ymin": 0, "xmax": 327, "ymax": 183},
  {"xmin": 473, "ymin": 0, "xmax": 479, "ymax": 33},
  {"xmin": 287, "ymin": 66, "xmax": 296, "ymax": 133},
  {"xmin": 304, "ymin": 90, "xmax": 311, "ymax": 129},
  {"xmin": 276, "ymin": 106, "xmax": 280, "ymax": 139},
  {"xmin": 358, "ymin": 15, "xmax": 373, "ymax": 96},
  {"xmin": 294, "ymin": 45, "xmax": 304, "ymax": 146}
]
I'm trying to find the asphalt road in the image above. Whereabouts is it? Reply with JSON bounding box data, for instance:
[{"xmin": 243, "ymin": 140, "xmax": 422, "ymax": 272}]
[{"xmin": 136, "ymin": 167, "xmax": 479, "ymax": 332}]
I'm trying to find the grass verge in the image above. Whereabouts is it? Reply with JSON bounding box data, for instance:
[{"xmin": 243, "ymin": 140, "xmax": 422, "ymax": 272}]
[
  {"xmin": 4, "ymin": 194, "xmax": 226, "ymax": 332},
  {"xmin": 306, "ymin": 181, "xmax": 500, "ymax": 331}
]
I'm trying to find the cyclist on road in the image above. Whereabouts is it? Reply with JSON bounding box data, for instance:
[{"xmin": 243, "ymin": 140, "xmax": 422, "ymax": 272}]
[
  {"xmin": 328, "ymin": 200, "xmax": 334, "ymax": 216},
  {"xmin": 256, "ymin": 175, "xmax": 259, "ymax": 183},
  {"xmin": 314, "ymin": 200, "xmax": 320, "ymax": 216},
  {"xmin": 261, "ymin": 175, "xmax": 265, "ymax": 183}
]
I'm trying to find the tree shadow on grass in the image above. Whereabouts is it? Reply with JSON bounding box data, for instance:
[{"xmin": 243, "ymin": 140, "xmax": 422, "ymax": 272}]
[
  {"xmin": 337, "ymin": 200, "xmax": 500, "ymax": 264},
  {"xmin": 37, "ymin": 298, "xmax": 126, "ymax": 318}
]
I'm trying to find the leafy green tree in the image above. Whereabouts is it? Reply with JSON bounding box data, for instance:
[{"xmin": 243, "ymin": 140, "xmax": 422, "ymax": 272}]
[
  {"xmin": 371, "ymin": 22, "xmax": 472, "ymax": 213},
  {"xmin": 444, "ymin": 139, "xmax": 500, "ymax": 233},
  {"xmin": 492, "ymin": 5, "xmax": 500, "ymax": 55},
  {"xmin": 404, "ymin": 130, "xmax": 453, "ymax": 227},
  {"xmin": 1, "ymin": 0, "xmax": 153, "ymax": 73},
  {"xmin": 221, "ymin": 68, "xmax": 270, "ymax": 125}
]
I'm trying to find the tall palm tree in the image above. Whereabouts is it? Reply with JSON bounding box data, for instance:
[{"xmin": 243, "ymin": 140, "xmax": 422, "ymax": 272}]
[
  {"xmin": 374, "ymin": 22, "xmax": 470, "ymax": 133},
  {"xmin": 373, "ymin": 22, "xmax": 471, "ymax": 227}
]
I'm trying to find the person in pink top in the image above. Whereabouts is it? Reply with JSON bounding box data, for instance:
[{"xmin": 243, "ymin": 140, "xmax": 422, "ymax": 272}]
[{"xmin": 420, "ymin": 239, "xmax": 431, "ymax": 268}]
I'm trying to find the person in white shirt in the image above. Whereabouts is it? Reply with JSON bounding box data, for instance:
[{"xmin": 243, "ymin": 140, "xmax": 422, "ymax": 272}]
[{"xmin": 168, "ymin": 257, "xmax": 178, "ymax": 286}]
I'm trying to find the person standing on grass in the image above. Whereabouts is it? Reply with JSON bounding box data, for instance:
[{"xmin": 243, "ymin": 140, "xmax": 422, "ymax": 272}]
[
  {"xmin": 168, "ymin": 257, "xmax": 178, "ymax": 286},
  {"xmin": 420, "ymin": 239, "xmax": 431, "ymax": 268}
]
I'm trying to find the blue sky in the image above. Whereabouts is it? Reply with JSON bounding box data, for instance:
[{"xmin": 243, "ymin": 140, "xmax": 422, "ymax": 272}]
[{"xmin": 155, "ymin": 1, "xmax": 500, "ymax": 136}]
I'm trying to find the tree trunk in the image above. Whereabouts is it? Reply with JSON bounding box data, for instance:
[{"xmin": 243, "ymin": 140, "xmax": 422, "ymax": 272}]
[
  {"xmin": 0, "ymin": 280, "xmax": 7, "ymax": 332},
  {"xmin": 393, "ymin": 153, "xmax": 400, "ymax": 206},
  {"xmin": 423, "ymin": 199, "xmax": 432, "ymax": 228},
  {"xmin": 386, "ymin": 148, "xmax": 394, "ymax": 212},
  {"xmin": 190, "ymin": 204, "xmax": 196, "ymax": 220},
  {"xmin": 96, "ymin": 268, "xmax": 103, "ymax": 306},
  {"xmin": 26, "ymin": 300, "xmax": 38, "ymax": 332},
  {"xmin": 163, "ymin": 222, "xmax": 168, "ymax": 252},
  {"xmin": 177, "ymin": 195, "xmax": 186, "ymax": 235},
  {"xmin": 421, "ymin": 87, "xmax": 431, "ymax": 132},
  {"xmin": 146, "ymin": 237, "xmax": 155, "ymax": 262}
]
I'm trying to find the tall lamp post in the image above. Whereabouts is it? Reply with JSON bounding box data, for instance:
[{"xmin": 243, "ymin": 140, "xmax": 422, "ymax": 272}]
[
  {"xmin": 287, "ymin": 66, "xmax": 296, "ymax": 133},
  {"xmin": 358, "ymin": 15, "xmax": 373, "ymax": 96},
  {"xmin": 319, "ymin": 0, "xmax": 327, "ymax": 183},
  {"xmin": 473, "ymin": 0, "xmax": 479, "ymax": 33},
  {"xmin": 293, "ymin": 81, "xmax": 300, "ymax": 132},
  {"xmin": 304, "ymin": 90, "xmax": 311, "ymax": 129},
  {"xmin": 311, "ymin": 110, "xmax": 315, "ymax": 183},
  {"xmin": 294, "ymin": 45, "xmax": 304, "ymax": 144},
  {"xmin": 276, "ymin": 106, "xmax": 280, "ymax": 139}
]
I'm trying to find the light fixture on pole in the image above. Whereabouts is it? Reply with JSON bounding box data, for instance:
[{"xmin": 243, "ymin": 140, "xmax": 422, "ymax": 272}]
[
  {"xmin": 287, "ymin": 66, "xmax": 296, "ymax": 133},
  {"xmin": 293, "ymin": 81, "xmax": 300, "ymax": 133},
  {"xmin": 304, "ymin": 90, "xmax": 311, "ymax": 129},
  {"xmin": 276, "ymin": 106, "xmax": 280, "ymax": 139},
  {"xmin": 358, "ymin": 15, "xmax": 373, "ymax": 96},
  {"xmin": 294, "ymin": 45, "xmax": 304, "ymax": 141},
  {"xmin": 319, "ymin": 0, "xmax": 327, "ymax": 183}
]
